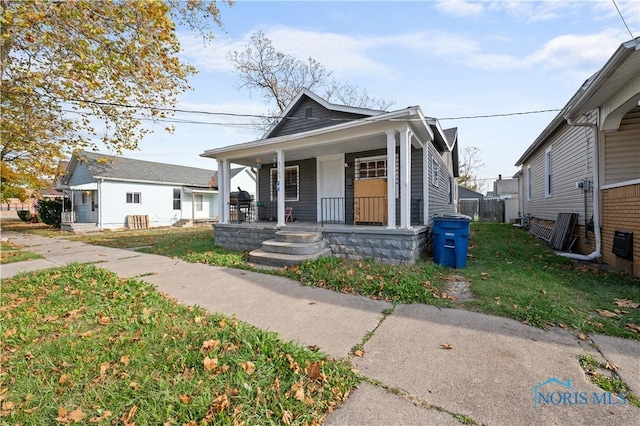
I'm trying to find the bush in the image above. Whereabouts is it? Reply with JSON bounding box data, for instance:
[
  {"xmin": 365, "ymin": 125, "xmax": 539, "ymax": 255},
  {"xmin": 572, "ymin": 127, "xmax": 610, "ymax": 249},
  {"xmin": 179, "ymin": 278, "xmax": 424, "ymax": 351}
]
[
  {"xmin": 17, "ymin": 210, "xmax": 33, "ymax": 222},
  {"xmin": 37, "ymin": 199, "xmax": 64, "ymax": 227}
]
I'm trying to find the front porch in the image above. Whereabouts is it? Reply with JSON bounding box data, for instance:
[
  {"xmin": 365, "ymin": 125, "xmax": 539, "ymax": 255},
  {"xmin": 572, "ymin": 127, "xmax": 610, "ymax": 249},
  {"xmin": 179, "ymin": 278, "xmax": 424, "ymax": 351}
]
[{"xmin": 213, "ymin": 221, "xmax": 431, "ymax": 265}]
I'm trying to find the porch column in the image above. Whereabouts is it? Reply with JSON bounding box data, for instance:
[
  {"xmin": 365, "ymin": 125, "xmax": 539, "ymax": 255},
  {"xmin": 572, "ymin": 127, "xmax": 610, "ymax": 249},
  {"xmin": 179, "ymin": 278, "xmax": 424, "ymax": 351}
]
[
  {"xmin": 400, "ymin": 128, "xmax": 412, "ymax": 229},
  {"xmin": 386, "ymin": 130, "xmax": 397, "ymax": 229},
  {"xmin": 276, "ymin": 149, "xmax": 286, "ymax": 227},
  {"xmin": 217, "ymin": 159, "xmax": 230, "ymax": 224},
  {"xmin": 423, "ymin": 141, "xmax": 430, "ymax": 225}
]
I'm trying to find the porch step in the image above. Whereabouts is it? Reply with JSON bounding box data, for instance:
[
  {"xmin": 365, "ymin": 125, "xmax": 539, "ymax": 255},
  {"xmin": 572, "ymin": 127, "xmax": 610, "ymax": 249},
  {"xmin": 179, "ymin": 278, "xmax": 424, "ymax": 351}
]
[
  {"xmin": 173, "ymin": 219, "xmax": 193, "ymax": 228},
  {"xmin": 60, "ymin": 223, "xmax": 99, "ymax": 234},
  {"xmin": 249, "ymin": 231, "xmax": 331, "ymax": 267},
  {"xmin": 249, "ymin": 247, "xmax": 332, "ymax": 268}
]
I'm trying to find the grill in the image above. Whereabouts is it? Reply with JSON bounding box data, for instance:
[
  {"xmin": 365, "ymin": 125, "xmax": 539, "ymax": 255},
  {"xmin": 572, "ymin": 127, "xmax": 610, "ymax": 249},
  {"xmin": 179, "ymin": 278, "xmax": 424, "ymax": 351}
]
[
  {"xmin": 229, "ymin": 187, "xmax": 254, "ymax": 223},
  {"xmin": 230, "ymin": 187, "xmax": 253, "ymax": 206}
]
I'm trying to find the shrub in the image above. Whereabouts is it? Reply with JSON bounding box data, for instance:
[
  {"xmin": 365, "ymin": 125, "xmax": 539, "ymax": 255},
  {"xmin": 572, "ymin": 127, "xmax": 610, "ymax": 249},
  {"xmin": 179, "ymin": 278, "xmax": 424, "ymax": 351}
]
[
  {"xmin": 37, "ymin": 199, "xmax": 65, "ymax": 227},
  {"xmin": 17, "ymin": 210, "xmax": 32, "ymax": 222}
]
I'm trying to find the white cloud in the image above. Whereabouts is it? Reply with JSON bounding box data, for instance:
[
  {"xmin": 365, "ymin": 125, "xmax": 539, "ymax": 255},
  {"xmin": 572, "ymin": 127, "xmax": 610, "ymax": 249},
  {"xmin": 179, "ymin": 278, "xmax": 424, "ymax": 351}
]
[
  {"xmin": 434, "ymin": 0, "xmax": 484, "ymax": 18},
  {"xmin": 178, "ymin": 33, "xmax": 245, "ymax": 73}
]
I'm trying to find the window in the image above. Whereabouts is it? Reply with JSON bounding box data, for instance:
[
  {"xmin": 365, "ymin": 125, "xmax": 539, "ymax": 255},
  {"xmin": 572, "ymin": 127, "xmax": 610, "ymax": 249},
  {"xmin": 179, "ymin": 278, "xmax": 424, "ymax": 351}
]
[
  {"xmin": 173, "ymin": 189, "xmax": 181, "ymax": 210},
  {"xmin": 270, "ymin": 166, "xmax": 299, "ymax": 201},
  {"xmin": 194, "ymin": 194, "xmax": 203, "ymax": 212},
  {"xmin": 544, "ymin": 147, "xmax": 552, "ymax": 198},
  {"xmin": 431, "ymin": 158, "xmax": 439, "ymax": 187},
  {"xmin": 356, "ymin": 156, "xmax": 387, "ymax": 179},
  {"xmin": 448, "ymin": 177, "xmax": 453, "ymax": 204},
  {"xmin": 126, "ymin": 192, "xmax": 141, "ymax": 204},
  {"xmin": 526, "ymin": 165, "xmax": 531, "ymax": 201}
]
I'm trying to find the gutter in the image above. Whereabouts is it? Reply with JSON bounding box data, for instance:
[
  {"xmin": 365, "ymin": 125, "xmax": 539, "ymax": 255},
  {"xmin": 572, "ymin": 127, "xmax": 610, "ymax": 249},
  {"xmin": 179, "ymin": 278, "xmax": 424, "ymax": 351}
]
[{"xmin": 558, "ymin": 113, "xmax": 600, "ymax": 261}]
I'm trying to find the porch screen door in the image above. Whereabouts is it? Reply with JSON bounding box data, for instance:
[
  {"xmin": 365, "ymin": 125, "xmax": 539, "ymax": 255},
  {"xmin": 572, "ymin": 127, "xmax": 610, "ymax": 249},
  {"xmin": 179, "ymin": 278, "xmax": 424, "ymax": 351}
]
[{"xmin": 317, "ymin": 154, "xmax": 345, "ymax": 223}]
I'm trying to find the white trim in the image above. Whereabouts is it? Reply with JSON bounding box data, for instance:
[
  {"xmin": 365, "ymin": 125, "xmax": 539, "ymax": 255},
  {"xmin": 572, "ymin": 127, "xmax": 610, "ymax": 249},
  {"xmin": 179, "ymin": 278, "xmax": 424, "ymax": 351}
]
[
  {"xmin": 386, "ymin": 130, "xmax": 397, "ymax": 229},
  {"xmin": 270, "ymin": 165, "xmax": 299, "ymax": 202},
  {"xmin": 316, "ymin": 154, "xmax": 345, "ymax": 223},
  {"xmin": 601, "ymin": 178, "xmax": 640, "ymax": 190},
  {"xmin": 526, "ymin": 165, "xmax": 532, "ymax": 201}
]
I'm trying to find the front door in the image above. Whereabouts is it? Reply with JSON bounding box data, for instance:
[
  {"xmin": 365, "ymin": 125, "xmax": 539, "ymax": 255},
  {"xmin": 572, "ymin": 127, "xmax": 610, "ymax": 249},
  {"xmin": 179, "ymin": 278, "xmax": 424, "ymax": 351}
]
[{"xmin": 317, "ymin": 154, "xmax": 345, "ymax": 223}]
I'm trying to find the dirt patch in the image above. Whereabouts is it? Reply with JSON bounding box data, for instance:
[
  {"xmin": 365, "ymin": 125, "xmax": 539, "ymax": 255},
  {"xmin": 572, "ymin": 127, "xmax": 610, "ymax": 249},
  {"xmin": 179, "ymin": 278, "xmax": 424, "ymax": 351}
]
[{"xmin": 444, "ymin": 276, "xmax": 475, "ymax": 302}]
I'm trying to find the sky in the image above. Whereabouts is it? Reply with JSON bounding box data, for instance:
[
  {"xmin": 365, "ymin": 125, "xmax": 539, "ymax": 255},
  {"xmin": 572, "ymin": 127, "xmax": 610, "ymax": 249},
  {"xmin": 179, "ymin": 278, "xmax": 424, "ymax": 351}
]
[{"xmin": 114, "ymin": 0, "xmax": 640, "ymax": 193}]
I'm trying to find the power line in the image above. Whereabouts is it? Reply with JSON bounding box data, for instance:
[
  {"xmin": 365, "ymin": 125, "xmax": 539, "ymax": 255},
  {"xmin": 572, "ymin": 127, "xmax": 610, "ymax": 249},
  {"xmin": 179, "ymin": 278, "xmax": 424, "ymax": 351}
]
[
  {"xmin": 611, "ymin": 0, "xmax": 635, "ymax": 39},
  {"xmin": 3, "ymin": 88, "xmax": 564, "ymax": 124}
]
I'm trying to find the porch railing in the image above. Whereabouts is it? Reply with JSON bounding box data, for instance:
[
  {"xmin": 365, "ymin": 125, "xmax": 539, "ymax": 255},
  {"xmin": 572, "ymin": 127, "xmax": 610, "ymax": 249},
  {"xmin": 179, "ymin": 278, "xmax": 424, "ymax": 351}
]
[
  {"xmin": 61, "ymin": 211, "xmax": 76, "ymax": 223},
  {"xmin": 321, "ymin": 197, "xmax": 424, "ymax": 226}
]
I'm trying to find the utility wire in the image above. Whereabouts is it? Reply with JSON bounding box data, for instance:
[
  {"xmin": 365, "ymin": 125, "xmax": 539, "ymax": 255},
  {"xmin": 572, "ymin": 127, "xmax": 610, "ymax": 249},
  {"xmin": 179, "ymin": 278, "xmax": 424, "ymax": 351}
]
[
  {"xmin": 611, "ymin": 0, "xmax": 635, "ymax": 39},
  {"xmin": 3, "ymin": 89, "xmax": 563, "ymax": 124}
]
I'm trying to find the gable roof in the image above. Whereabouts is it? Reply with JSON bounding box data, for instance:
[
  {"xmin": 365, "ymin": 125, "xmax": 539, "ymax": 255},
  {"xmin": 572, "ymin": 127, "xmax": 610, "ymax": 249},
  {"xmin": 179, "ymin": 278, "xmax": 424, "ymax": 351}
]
[
  {"xmin": 262, "ymin": 89, "xmax": 385, "ymax": 139},
  {"xmin": 458, "ymin": 186, "xmax": 484, "ymax": 200},
  {"xmin": 515, "ymin": 36, "xmax": 640, "ymax": 166},
  {"xmin": 62, "ymin": 151, "xmax": 217, "ymax": 188}
]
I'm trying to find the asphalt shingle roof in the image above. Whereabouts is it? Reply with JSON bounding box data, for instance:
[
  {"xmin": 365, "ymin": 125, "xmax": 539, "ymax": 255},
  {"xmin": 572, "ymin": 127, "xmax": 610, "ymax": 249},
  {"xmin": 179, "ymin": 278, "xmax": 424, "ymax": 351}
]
[{"xmin": 73, "ymin": 151, "xmax": 216, "ymax": 188}]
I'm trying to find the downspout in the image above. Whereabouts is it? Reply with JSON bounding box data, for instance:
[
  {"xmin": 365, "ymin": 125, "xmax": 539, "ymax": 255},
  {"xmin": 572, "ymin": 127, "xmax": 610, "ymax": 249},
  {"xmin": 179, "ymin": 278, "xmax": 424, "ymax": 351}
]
[{"xmin": 559, "ymin": 112, "xmax": 600, "ymax": 261}]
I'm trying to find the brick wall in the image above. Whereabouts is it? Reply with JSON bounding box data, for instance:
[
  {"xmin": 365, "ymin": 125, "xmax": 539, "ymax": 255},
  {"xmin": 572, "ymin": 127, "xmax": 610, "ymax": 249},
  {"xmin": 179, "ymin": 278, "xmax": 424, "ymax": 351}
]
[{"xmin": 601, "ymin": 183, "xmax": 640, "ymax": 277}]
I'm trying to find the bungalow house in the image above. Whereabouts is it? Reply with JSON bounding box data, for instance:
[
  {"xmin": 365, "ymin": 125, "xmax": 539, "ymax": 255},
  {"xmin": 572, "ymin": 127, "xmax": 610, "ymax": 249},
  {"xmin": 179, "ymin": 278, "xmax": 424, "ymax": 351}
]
[
  {"xmin": 201, "ymin": 89, "xmax": 459, "ymax": 265},
  {"xmin": 515, "ymin": 37, "xmax": 640, "ymax": 277},
  {"xmin": 58, "ymin": 151, "xmax": 218, "ymax": 232}
]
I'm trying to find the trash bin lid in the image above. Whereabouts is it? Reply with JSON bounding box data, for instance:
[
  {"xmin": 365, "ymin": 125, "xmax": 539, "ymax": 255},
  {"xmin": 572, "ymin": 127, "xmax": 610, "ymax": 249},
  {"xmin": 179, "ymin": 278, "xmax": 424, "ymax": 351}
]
[{"xmin": 436, "ymin": 213, "xmax": 472, "ymax": 221}]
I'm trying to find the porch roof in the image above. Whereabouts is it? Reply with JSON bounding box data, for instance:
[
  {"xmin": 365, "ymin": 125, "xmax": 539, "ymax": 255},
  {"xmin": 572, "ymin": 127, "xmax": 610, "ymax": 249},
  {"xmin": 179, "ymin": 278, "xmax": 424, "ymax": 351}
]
[{"xmin": 201, "ymin": 106, "xmax": 448, "ymax": 167}]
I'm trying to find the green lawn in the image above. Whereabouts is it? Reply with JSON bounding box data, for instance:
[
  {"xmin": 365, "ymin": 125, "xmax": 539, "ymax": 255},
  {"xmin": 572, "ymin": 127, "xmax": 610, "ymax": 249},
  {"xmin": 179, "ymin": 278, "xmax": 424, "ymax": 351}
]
[
  {"xmin": 1, "ymin": 264, "xmax": 360, "ymax": 424},
  {"xmin": 0, "ymin": 241, "xmax": 44, "ymax": 264},
  {"xmin": 7, "ymin": 221, "xmax": 639, "ymax": 340}
]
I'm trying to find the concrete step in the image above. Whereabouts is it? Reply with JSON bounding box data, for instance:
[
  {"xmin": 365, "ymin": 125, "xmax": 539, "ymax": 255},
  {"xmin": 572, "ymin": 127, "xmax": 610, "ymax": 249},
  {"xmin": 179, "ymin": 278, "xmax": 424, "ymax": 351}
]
[
  {"xmin": 275, "ymin": 231, "xmax": 323, "ymax": 243},
  {"xmin": 60, "ymin": 223, "xmax": 100, "ymax": 234},
  {"xmin": 261, "ymin": 239, "xmax": 327, "ymax": 255},
  {"xmin": 173, "ymin": 219, "xmax": 193, "ymax": 227},
  {"xmin": 249, "ymin": 247, "xmax": 332, "ymax": 268}
]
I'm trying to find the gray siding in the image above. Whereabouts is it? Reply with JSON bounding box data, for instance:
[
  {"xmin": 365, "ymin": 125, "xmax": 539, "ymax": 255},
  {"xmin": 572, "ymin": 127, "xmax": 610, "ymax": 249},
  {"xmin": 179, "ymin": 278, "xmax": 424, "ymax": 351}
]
[
  {"xmin": 522, "ymin": 117, "xmax": 595, "ymax": 226},
  {"xmin": 428, "ymin": 143, "xmax": 456, "ymax": 220},
  {"xmin": 257, "ymin": 158, "xmax": 317, "ymax": 222},
  {"xmin": 67, "ymin": 162, "xmax": 95, "ymax": 186},
  {"xmin": 268, "ymin": 98, "xmax": 367, "ymax": 138},
  {"xmin": 604, "ymin": 106, "xmax": 640, "ymax": 185}
]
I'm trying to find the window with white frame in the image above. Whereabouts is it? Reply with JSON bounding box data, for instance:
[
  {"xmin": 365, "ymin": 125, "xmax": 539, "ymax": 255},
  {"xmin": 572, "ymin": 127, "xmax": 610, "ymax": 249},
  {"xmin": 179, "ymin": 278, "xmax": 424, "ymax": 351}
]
[
  {"xmin": 526, "ymin": 165, "xmax": 531, "ymax": 201},
  {"xmin": 431, "ymin": 158, "xmax": 439, "ymax": 187},
  {"xmin": 356, "ymin": 156, "xmax": 388, "ymax": 179},
  {"xmin": 270, "ymin": 166, "xmax": 299, "ymax": 201},
  {"xmin": 544, "ymin": 147, "xmax": 552, "ymax": 198},
  {"xmin": 173, "ymin": 189, "xmax": 181, "ymax": 210},
  {"xmin": 126, "ymin": 192, "xmax": 141, "ymax": 204}
]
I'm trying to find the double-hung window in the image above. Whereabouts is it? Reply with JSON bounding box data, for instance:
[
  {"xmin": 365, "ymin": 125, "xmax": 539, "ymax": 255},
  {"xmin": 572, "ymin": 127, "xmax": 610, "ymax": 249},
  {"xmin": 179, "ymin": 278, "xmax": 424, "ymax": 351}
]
[
  {"xmin": 126, "ymin": 192, "xmax": 141, "ymax": 204},
  {"xmin": 270, "ymin": 166, "xmax": 299, "ymax": 201},
  {"xmin": 544, "ymin": 147, "xmax": 552, "ymax": 198},
  {"xmin": 173, "ymin": 189, "xmax": 181, "ymax": 210}
]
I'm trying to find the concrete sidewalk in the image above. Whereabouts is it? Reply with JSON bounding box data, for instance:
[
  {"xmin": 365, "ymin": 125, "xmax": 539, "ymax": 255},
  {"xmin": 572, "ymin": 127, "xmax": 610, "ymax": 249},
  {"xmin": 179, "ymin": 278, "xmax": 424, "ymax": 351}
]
[{"xmin": 2, "ymin": 231, "xmax": 639, "ymax": 425}]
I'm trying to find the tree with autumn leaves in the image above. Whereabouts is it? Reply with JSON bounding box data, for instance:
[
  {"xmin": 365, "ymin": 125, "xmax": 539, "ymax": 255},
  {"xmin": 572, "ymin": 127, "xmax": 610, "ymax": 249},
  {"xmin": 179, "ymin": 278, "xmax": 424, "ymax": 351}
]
[{"xmin": 0, "ymin": 0, "xmax": 230, "ymax": 200}]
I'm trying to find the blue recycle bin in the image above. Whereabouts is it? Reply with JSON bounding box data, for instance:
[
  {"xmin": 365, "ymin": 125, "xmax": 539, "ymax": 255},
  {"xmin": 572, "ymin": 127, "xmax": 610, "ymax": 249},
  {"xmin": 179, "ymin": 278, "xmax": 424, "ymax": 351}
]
[{"xmin": 432, "ymin": 214, "xmax": 472, "ymax": 269}]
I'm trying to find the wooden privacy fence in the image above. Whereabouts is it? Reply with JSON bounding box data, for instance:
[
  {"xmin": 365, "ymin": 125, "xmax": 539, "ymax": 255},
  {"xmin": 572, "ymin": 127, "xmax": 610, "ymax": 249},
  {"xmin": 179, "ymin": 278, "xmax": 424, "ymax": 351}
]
[{"xmin": 458, "ymin": 199, "xmax": 504, "ymax": 223}]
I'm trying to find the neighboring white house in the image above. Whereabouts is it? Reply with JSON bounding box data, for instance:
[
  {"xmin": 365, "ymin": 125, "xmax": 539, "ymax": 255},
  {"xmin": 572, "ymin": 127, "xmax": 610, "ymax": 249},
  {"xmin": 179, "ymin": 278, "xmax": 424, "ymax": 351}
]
[
  {"xmin": 229, "ymin": 166, "xmax": 257, "ymax": 199},
  {"xmin": 58, "ymin": 151, "xmax": 218, "ymax": 232}
]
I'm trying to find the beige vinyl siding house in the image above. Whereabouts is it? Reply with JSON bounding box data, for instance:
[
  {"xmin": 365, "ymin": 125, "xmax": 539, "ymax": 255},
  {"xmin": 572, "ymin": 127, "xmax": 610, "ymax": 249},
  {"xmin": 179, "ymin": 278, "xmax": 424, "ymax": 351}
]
[{"xmin": 515, "ymin": 36, "xmax": 640, "ymax": 277}]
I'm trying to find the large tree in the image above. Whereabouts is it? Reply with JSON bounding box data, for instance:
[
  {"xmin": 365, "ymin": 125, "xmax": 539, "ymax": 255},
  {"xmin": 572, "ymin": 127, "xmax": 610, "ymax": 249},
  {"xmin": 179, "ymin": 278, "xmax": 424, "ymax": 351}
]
[
  {"xmin": 458, "ymin": 146, "xmax": 486, "ymax": 193},
  {"xmin": 228, "ymin": 31, "xmax": 394, "ymax": 129},
  {"xmin": 0, "ymin": 0, "xmax": 230, "ymax": 200}
]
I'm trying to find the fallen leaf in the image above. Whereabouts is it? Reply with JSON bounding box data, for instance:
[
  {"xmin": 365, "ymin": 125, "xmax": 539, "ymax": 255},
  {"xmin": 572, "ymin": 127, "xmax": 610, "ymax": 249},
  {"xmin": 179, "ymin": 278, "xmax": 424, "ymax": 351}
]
[
  {"xmin": 595, "ymin": 309, "xmax": 619, "ymax": 319},
  {"xmin": 98, "ymin": 315, "xmax": 111, "ymax": 325},
  {"xmin": 605, "ymin": 362, "xmax": 619, "ymax": 371},
  {"xmin": 59, "ymin": 374, "xmax": 71, "ymax": 384},
  {"xmin": 42, "ymin": 315, "xmax": 59, "ymax": 322},
  {"xmin": 129, "ymin": 381, "xmax": 140, "ymax": 391},
  {"xmin": 3, "ymin": 328, "xmax": 16, "ymax": 338},
  {"xmin": 200, "ymin": 339, "xmax": 220, "ymax": 352},
  {"xmin": 354, "ymin": 349, "xmax": 364, "ymax": 357},
  {"xmin": 577, "ymin": 332, "xmax": 590, "ymax": 341},
  {"xmin": 2, "ymin": 401, "xmax": 15, "ymax": 411},
  {"xmin": 282, "ymin": 410, "xmax": 293, "ymax": 425},
  {"xmin": 68, "ymin": 407, "xmax": 86, "ymax": 422},
  {"xmin": 203, "ymin": 356, "xmax": 218, "ymax": 371},
  {"xmin": 194, "ymin": 316, "xmax": 204, "ymax": 323},
  {"xmin": 120, "ymin": 355, "xmax": 131, "ymax": 366},
  {"xmin": 308, "ymin": 301, "xmax": 317, "ymax": 305},
  {"xmin": 626, "ymin": 324, "xmax": 640, "ymax": 333},
  {"xmin": 305, "ymin": 362, "xmax": 324, "ymax": 381},
  {"xmin": 291, "ymin": 382, "xmax": 305, "ymax": 402},
  {"xmin": 539, "ymin": 289, "xmax": 547, "ymax": 295},
  {"xmin": 614, "ymin": 299, "xmax": 639, "ymax": 309},
  {"xmin": 88, "ymin": 410, "xmax": 112, "ymax": 423},
  {"xmin": 122, "ymin": 405, "xmax": 137, "ymax": 426},
  {"xmin": 99, "ymin": 362, "xmax": 110, "ymax": 378},
  {"xmin": 213, "ymin": 394, "xmax": 229, "ymax": 412},
  {"xmin": 142, "ymin": 308, "xmax": 152, "ymax": 316},
  {"xmin": 179, "ymin": 394, "xmax": 192, "ymax": 404},
  {"xmin": 239, "ymin": 361, "xmax": 255, "ymax": 375},
  {"xmin": 440, "ymin": 343, "xmax": 453, "ymax": 350}
]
